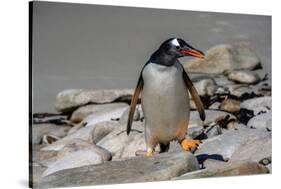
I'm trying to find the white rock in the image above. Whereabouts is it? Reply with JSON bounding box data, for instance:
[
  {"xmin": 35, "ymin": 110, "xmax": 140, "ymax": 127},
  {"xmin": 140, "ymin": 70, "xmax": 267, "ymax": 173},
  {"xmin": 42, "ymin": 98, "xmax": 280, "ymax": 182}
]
[
  {"xmin": 183, "ymin": 43, "xmax": 261, "ymax": 74},
  {"xmin": 247, "ymin": 112, "xmax": 272, "ymax": 131},
  {"xmin": 70, "ymin": 103, "xmax": 128, "ymax": 123},
  {"xmin": 55, "ymin": 89, "xmax": 133, "ymax": 112},
  {"xmin": 240, "ymin": 96, "xmax": 272, "ymax": 115},
  {"xmin": 42, "ymin": 144, "xmax": 111, "ymax": 177},
  {"xmin": 97, "ymin": 121, "xmax": 144, "ymax": 160},
  {"xmin": 227, "ymin": 70, "xmax": 260, "ymax": 84},
  {"xmin": 32, "ymin": 124, "xmax": 71, "ymax": 145},
  {"xmin": 195, "ymin": 127, "xmax": 270, "ymax": 160},
  {"xmin": 230, "ymin": 136, "xmax": 271, "ymax": 163},
  {"xmin": 40, "ymin": 138, "xmax": 92, "ymax": 152}
]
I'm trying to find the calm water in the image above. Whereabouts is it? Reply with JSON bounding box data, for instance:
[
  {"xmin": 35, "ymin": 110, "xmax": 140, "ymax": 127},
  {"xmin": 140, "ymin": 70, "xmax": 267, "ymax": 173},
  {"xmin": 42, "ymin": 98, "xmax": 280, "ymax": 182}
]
[{"xmin": 32, "ymin": 2, "xmax": 271, "ymax": 113}]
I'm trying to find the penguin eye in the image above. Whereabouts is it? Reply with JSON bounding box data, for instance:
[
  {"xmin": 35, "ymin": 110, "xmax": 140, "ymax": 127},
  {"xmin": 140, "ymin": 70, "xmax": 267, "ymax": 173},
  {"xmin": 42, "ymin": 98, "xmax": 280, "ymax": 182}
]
[{"xmin": 175, "ymin": 46, "xmax": 180, "ymax": 50}]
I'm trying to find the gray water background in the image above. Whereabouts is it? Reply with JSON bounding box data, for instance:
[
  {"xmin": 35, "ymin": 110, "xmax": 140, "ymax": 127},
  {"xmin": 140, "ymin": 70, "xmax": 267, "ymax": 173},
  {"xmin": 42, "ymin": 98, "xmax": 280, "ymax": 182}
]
[{"xmin": 32, "ymin": 2, "xmax": 271, "ymax": 113}]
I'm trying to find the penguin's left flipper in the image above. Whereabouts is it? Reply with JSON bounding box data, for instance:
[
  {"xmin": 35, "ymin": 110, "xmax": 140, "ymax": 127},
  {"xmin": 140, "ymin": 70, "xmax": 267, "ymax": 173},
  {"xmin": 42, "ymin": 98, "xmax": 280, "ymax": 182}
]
[
  {"xmin": 182, "ymin": 69, "xmax": 206, "ymax": 121},
  {"xmin": 127, "ymin": 74, "xmax": 144, "ymax": 135}
]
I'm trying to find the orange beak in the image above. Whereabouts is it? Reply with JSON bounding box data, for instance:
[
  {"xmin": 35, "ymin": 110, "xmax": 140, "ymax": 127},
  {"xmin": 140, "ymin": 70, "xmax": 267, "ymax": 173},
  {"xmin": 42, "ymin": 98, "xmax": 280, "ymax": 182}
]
[{"xmin": 179, "ymin": 48, "xmax": 205, "ymax": 59}]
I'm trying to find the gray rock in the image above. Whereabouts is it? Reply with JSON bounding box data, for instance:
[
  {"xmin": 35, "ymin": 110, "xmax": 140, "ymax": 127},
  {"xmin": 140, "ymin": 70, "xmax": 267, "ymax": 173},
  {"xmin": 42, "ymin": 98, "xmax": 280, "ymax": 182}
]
[
  {"xmin": 227, "ymin": 84, "xmax": 252, "ymax": 97},
  {"xmin": 193, "ymin": 78, "xmax": 217, "ymax": 96},
  {"xmin": 231, "ymin": 123, "xmax": 252, "ymax": 130},
  {"xmin": 38, "ymin": 151, "xmax": 199, "ymax": 188},
  {"xmin": 188, "ymin": 126, "xmax": 205, "ymax": 139},
  {"xmin": 226, "ymin": 82, "xmax": 271, "ymax": 97},
  {"xmin": 119, "ymin": 104, "xmax": 143, "ymax": 124},
  {"xmin": 56, "ymin": 125, "xmax": 95, "ymax": 145},
  {"xmin": 97, "ymin": 121, "xmax": 144, "ymax": 159},
  {"xmin": 55, "ymin": 89, "xmax": 134, "ymax": 112},
  {"xmin": 41, "ymin": 121, "xmax": 119, "ymax": 151},
  {"xmin": 266, "ymin": 118, "xmax": 272, "ymax": 131},
  {"xmin": 174, "ymin": 161, "xmax": 268, "ymax": 180},
  {"xmin": 226, "ymin": 70, "xmax": 261, "ymax": 84},
  {"xmin": 230, "ymin": 136, "xmax": 271, "ymax": 163},
  {"xmin": 202, "ymin": 159, "xmax": 227, "ymax": 169},
  {"xmin": 189, "ymin": 110, "xmax": 235, "ymax": 127},
  {"xmin": 66, "ymin": 123, "xmax": 84, "ymax": 135},
  {"xmin": 116, "ymin": 132, "xmax": 147, "ymax": 159},
  {"xmin": 195, "ymin": 127, "xmax": 270, "ymax": 160},
  {"xmin": 189, "ymin": 122, "xmax": 223, "ymax": 141},
  {"xmin": 183, "ymin": 43, "xmax": 261, "ymax": 74},
  {"xmin": 70, "ymin": 103, "xmax": 128, "ymax": 123},
  {"xmin": 247, "ymin": 112, "xmax": 272, "ymax": 131},
  {"xmin": 91, "ymin": 121, "xmax": 119, "ymax": 143},
  {"xmin": 205, "ymin": 124, "xmax": 222, "ymax": 138},
  {"xmin": 214, "ymin": 76, "xmax": 236, "ymax": 86},
  {"xmin": 240, "ymin": 96, "xmax": 272, "ymax": 115},
  {"xmin": 219, "ymin": 98, "xmax": 240, "ymax": 113},
  {"xmin": 254, "ymin": 81, "xmax": 272, "ymax": 96},
  {"xmin": 32, "ymin": 145, "xmax": 58, "ymax": 162},
  {"xmin": 42, "ymin": 144, "xmax": 111, "ymax": 177},
  {"xmin": 32, "ymin": 124, "xmax": 71, "ymax": 145},
  {"xmin": 40, "ymin": 138, "xmax": 93, "ymax": 152},
  {"xmin": 226, "ymin": 121, "xmax": 243, "ymax": 130},
  {"xmin": 215, "ymin": 86, "xmax": 228, "ymax": 95}
]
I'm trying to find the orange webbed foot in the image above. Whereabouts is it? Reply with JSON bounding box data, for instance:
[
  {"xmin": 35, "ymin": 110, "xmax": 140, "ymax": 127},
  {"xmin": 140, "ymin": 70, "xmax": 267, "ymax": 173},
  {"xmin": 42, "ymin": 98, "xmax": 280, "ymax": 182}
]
[
  {"xmin": 145, "ymin": 149, "xmax": 154, "ymax": 157},
  {"xmin": 180, "ymin": 139, "xmax": 202, "ymax": 151}
]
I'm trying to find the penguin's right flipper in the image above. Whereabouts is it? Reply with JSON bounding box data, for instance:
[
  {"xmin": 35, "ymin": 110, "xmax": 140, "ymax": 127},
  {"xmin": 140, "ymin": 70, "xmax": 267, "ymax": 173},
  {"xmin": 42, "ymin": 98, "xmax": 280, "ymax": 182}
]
[
  {"xmin": 182, "ymin": 70, "xmax": 206, "ymax": 121},
  {"xmin": 127, "ymin": 75, "xmax": 144, "ymax": 135}
]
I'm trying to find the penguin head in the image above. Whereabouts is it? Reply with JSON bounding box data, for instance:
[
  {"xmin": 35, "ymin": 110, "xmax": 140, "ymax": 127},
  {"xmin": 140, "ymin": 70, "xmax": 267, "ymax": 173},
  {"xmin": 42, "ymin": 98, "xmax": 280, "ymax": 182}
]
[{"xmin": 159, "ymin": 38, "xmax": 205, "ymax": 59}]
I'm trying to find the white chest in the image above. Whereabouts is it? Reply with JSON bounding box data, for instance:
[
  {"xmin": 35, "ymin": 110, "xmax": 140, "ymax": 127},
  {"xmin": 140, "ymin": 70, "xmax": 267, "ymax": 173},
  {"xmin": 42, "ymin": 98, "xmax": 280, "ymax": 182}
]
[{"xmin": 142, "ymin": 62, "xmax": 183, "ymax": 88}]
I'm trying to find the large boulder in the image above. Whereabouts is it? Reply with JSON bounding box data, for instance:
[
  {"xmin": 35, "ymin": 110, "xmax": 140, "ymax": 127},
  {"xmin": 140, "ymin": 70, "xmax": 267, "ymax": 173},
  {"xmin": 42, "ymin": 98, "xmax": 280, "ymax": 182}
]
[
  {"xmin": 40, "ymin": 121, "xmax": 120, "ymax": 152},
  {"xmin": 42, "ymin": 143, "xmax": 111, "ymax": 177},
  {"xmin": 230, "ymin": 136, "xmax": 271, "ymax": 163},
  {"xmin": 32, "ymin": 124, "xmax": 71, "ymax": 145},
  {"xmin": 70, "ymin": 103, "xmax": 128, "ymax": 123},
  {"xmin": 174, "ymin": 161, "xmax": 268, "ymax": 180},
  {"xmin": 97, "ymin": 121, "xmax": 145, "ymax": 160},
  {"xmin": 38, "ymin": 151, "xmax": 199, "ymax": 188},
  {"xmin": 40, "ymin": 138, "xmax": 93, "ymax": 152},
  {"xmin": 32, "ymin": 144, "xmax": 58, "ymax": 162},
  {"xmin": 91, "ymin": 121, "xmax": 119, "ymax": 143},
  {"xmin": 226, "ymin": 70, "xmax": 261, "ymax": 84},
  {"xmin": 247, "ymin": 112, "xmax": 272, "ymax": 131},
  {"xmin": 183, "ymin": 43, "xmax": 261, "ymax": 74},
  {"xmin": 55, "ymin": 89, "xmax": 134, "ymax": 112},
  {"xmin": 240, "ymin": 96, "xmax": 272, "ymax": 115},
  {"xmin": 194, "ymin": 127, "xmax": 270, "ymax": 160}
]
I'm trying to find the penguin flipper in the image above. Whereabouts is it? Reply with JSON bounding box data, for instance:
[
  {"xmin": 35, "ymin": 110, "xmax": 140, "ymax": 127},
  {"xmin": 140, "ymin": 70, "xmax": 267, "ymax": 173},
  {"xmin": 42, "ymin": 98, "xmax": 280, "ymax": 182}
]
[
  {"xmin": 127, "ymin": 75, "xmax": 144, "ymax": 135},
  {"xmin": 182, "ymin": 70, "xmax": 206, "ymax": 121}
]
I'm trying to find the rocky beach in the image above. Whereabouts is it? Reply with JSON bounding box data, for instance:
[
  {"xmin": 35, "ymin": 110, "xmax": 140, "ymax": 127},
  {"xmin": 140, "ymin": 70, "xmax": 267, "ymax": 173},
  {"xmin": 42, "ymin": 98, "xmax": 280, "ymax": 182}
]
[{"xmin": 31, "ymin": 42, "xmax": 272, "ymax": 188}]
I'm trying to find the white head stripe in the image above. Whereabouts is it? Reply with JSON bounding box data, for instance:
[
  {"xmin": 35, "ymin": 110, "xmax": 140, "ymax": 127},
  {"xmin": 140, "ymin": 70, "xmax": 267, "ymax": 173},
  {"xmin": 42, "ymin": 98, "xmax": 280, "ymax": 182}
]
[{"xmin": 171, "ymin": 38, "xmax": 180, "ymax": 46}]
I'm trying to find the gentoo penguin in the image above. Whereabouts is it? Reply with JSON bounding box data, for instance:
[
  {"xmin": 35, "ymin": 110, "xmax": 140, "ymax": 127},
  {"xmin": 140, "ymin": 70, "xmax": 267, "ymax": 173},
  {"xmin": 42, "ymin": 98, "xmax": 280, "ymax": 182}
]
[{"xmin": 127, "ymin": 38, "xmax": 205, "ymax": 157}]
